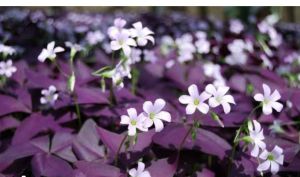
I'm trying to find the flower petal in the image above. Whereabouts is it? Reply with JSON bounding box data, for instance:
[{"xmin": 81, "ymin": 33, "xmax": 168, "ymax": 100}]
[
  {"xmin": 120, "ymin": 115, "xmax": 130, "ymax": 125},
  {"xmin": 197, "ymin": 103, "xmax": 209, "ymax": 114},
  {"xmin": 222, "ymin": 102, "xmax": 231, "ymax": 114},
  {"xmin": 127, "ymin": 108, "xmax": 137, "ymax": 119},
  {"xmin": 205, "ymin": 84, "xmax": 217, "ymax": 95},
  {"xmin": 262, "ymin": 83, "xmax": 271, "ymax": 97},
  {"xmin": 257, "ymin": 160, "xmax": 271, "ymax": 172},
  {"xmin": 262, "ymin": 104, "xmax": 273, "ymax": 115},
  {"xmin": 156, "ymin": 111, "xmax": 171, "ymax": 122},
  {"xmin": 271, "ymin": 102, "xmax": 283, "ymax": 113},
  {"xmin": 143, "ymin": 101, "xmax": 154, "ymax": 114},
  {"xmin": 153, "ymin": 119, "xmax": 164, "ymax": 132},
  {"xmin": 250, "ymin": 144, "xmax": 260, "ymax": 157},
  {"xmin": 186, "ymin": 104, "xmax": 196, "ymax": 115},
  {"xmin": 188, "ymin": 84, "xmax": 199, "ymax": 98},
  {"xmin": 254, "ymin": 93, "xmax": 264, "ymax": 102},
  {"xmin": 179, "ymin": 95, "xmax": 192, "ymax": 104},
  {"xmin": 137, "ymin": 162, "xmax": 145, "ymax": 173},
  {"xmin": 153, "ymin": 98, "xmax": 166, "ymax": 113},
  {"xmin": 270, "ymin": 161, "xmax": 279, "ymax": 174},
  {"xmin": 128, "ymin": 125, "xmax": 137, "ymax": 136},
  {"xmin": 271, "ymin": 89, "xmax": 281, "ymax": 101},
  {"xmin": 208, "ymin": 97, "xmax": 220, "ymax": 107}
]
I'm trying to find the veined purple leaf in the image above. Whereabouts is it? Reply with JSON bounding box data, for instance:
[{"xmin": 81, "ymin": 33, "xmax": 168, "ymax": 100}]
[{"xmin": 73, "ymin": 119, "xmax": 105, "ymax": 161}]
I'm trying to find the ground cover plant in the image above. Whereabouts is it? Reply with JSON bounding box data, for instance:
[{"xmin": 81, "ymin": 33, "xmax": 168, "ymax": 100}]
[{"xmin": 0, "ymin": 8, "xmax": 300, "ymax": 177}]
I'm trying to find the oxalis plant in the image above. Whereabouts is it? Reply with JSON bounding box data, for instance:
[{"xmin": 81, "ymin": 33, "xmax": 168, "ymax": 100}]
[
  {"xmin": 92, "ymin": 17, "xmax": 286, "ymax": 177},
  {"xmin": 1, "ymin": 10, "xmax": 300, "ymax": 177}
]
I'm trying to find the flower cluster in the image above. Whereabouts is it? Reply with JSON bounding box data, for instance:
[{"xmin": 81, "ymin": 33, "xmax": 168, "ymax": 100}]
[
  {"xmin": 104, "ymin": 18, "xmax": 155, "ymax": 88},
  {"xmin": 179, "ymin": 84, "xmax": 235, "ymax": 116},
  {"xmin": 120, "ymin": 98, "xmax": 171, "ymax": 136},
  {"xmin": 225, "ymin": 39, "xmax": 253, "ymax": 65},
  {"xmin": 246, "ymin": 120, "xmax": 284, "ymax": 175}
]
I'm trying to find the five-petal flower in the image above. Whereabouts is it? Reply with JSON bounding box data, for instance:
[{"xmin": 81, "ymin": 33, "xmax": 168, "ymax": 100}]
[
  {"xmin": 0, "ymin": 59, "xmax": 17, "ymax": 78},
  {"xmin": 40, "ymin": 85, "xmax": 59, "ymax": 106},
  {"xmin": 254, "ymin": 83, "xmax": 283, "ymax": 115},
  {"xmin": 110, "ymin": 30, "xmax": 137, "ymax": 56},
  {"xmin": 205, "ymin": 84, "xmax": 235, "ymax": 114},
  {"xmin": 130, "ymin": 22, "xmax": 154, "ymax": 46},
  {"xmin": 179, "ymin": 84, "xmax": 211, "ymax": 114},
  {"xmin": 257, "ymin": 145, "xmax": 284, "ymax": 175},
  {"xmin": 120, "ymin": 108, "xmax": 148, "ymax": 136},
  {"xmin": 141, "ymin": 98, "xmax": 171, "ymax": 132}
]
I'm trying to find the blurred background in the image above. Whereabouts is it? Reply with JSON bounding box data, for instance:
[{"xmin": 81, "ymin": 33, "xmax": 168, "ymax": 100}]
[{"xmin": 15, "ymin": 7, "xmax": 300, "ymax": 23}]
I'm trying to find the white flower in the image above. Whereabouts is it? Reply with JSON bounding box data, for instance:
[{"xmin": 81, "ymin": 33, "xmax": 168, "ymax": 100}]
[
  {"xmin": 40, "ymin": 85, "xmax": 59, "ymax": 106},
  {"xmin": 111, "ymin": 61, "xmax": 132, "ymax": 88},
  {"xmin": 269, "ymin": 120, "xmax": 285, "ymax": 134},
  {"xmin": 254, "ymin": 83, "xmax": 283, "ymax": 115},
  {"xmin": 65, "ymin": 41, "xmax": 83, "ymax": 52},
  {"xmin": 225, "ymin": 52, "xmax": 248, "ymax": 65},
  {"xmin": 203, "ymin": 62, "xmax": 226, "ymax": 86},
  {"xmin": 0, "ymin": 60, "xmax": 17, "ymax": 78},
  {"xmin": 195, "ymin": 31, "xmax": 207, "ymax": 40},
  {"xmin": 268, "ymin": 29, "xmax": 282, "ymax": 47},
  {"xmin": 141, "ymin": 98, "xmax": 171, "ymax": 132},
  {"xmin": 128, "ymin": 48, "xmax": 142, "ymax": 64},
  {"xmin": 143, "ymin": 50, "xmax": 157, "ymax": 63},
  {"xmin": 203, "ymin": 62, "xmax": 221, "ymax": 79},
  {"xmin": 110, "ymin": 30, "xmax": 137, "ymax": 56},
  {"xmin": 120, "ymin": 108, "xmax": 148, "ymax": 136},
  {"xmin": 160, "ymin": 35, "xmax": 174, "ymax": 55},
  {"xmin": 205, "ymin": 84, "xmax": 235, "ymax": 114},
  {"xmin": 229, "ymin": 19, "xmax": 244, "ymax": 34},
  {"xmin": 38, "ymin": 41, "xmax": 65, "ymax": 62},
  {"xmin": 257, "ymin": 145, "xmax": 284, "ymax": 175},
  {"xmin": 130, "ymin": 22, "xmax": 154, "ymax": 46},
  {"xmin": 176, "ymin": 36, "xmax": 196, "ymax": 63},
  {"xmin": 248, "ymin": 120, "xmax": 266, "ymax": 157},
  {"xmin": 0, "ymin": 44, "xmax": 16, "ymax": 56},
  {"xmin": 179, "ymin": 84, "xmax": 211, "ymax": 115},
  {"xmin": 195, "ymin": 39, "xmax": 210, "ymax": 54},
  {"xmin": 129, "ymin": 162, "xmax": 151, "ymax": 177},
  {"xmin": 228, "ymin": 39, "xmax": 246, "ymax": 54},
  {"xmin": 107, "ymin": 18, "xmax": 127, "ymax": 39},
  {"xmin": 86, "ymin": 30, "xmax": 105, "ymax": 45}
]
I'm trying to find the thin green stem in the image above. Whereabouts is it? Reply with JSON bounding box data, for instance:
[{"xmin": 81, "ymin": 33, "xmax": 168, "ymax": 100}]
[
  {"xmin": 52, "ymin": 59, "xmax": 69, "ymax": 78},
  {"xmin": 73, "ymin": 94, "xmax": 82, "ymax": 127},
  {"xmin": 114, "ymin": 134, "xmax": 128, "ymax": 165}
]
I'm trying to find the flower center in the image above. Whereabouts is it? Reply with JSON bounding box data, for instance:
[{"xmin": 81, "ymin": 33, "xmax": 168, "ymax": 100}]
[
  {"xmin": 267, "ymin": 154, "xmax": 275, "ymax": 161},
  {"xmin": 150, "ymin": 112, "xmax": 155, "ymax": 119},
  {"xmin": 216, "ymin": 96, "xmax": 222, "ymax": 103},
  {"xmin": 131, "ymin": 120, "xmax": 137, "ymax": 126},
  {"xmin": 263, "ymin": 98, "xmax": 270, "ymax": 105},
  {"xmin": 194, "ymin": 99, "xmax": 200, "ymax": 105}
]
